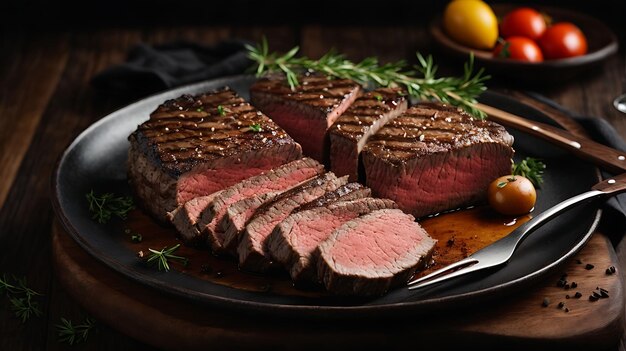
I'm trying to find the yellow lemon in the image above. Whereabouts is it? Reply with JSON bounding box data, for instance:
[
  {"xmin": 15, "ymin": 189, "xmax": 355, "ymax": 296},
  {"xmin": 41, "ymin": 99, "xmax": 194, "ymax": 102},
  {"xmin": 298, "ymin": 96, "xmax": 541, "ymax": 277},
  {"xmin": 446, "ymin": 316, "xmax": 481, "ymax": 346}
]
[{"xmin": 443, "ymin": 0, "xmax": 499, "ymax": 50}]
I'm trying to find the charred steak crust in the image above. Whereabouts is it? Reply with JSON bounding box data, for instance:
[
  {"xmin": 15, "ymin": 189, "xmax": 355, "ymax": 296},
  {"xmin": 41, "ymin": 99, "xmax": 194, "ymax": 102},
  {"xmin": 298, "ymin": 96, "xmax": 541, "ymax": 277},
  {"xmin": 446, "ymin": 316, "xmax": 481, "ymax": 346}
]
[
  {"xmin": 237, "ymin": 172, "xmax": 349, "ymax": 272},
  {"xmin": 362, "ymin": 103, "xmax": 514, "ymax": 218},
  {"xmin": 293, "ymin": 182, "xmax": 370, "ymax": 213},
  {"xmin": 268, "ymin": 197, "xmax": 398, "ymax": 282},
  {"xmin": 197, "ymin": 157, "xmax": 325, "ymax": 253},
  {"xmin": 128, "ymin": 87, "xmax": 301, "ymax": 222},
  {"xmin": 250, "ymin": 75, "xmax": 361, "ymax": 161},
  {"xmin": 328, "ymin": 88, "xmax": 408, "ymax": 181},
  {"xmin": 316, "ymin": 209, "xmax": 436, "ymax": 296}
]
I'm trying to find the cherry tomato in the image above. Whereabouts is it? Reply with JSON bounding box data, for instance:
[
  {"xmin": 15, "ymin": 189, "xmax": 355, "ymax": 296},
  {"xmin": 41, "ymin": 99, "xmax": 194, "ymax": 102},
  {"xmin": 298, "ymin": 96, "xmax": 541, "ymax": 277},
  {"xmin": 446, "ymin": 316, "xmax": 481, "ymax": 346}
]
[
  {"xmin": 443, "ymin": 0, "xmax": 499, "ymax": 50},
  {"xmin": 538, "ymin": 22, "xmax": 588, "ymax": 59},
  {"xmin": 487, "ymin": 175, "xmax": 537, "ymax": 216},
  {"xmin": 500, "ymin": 7, "xmax": 547, "ymax": 40},
  {"xmin": 493, "ymin": 37, "xmax": 543, "ymax": 62}
]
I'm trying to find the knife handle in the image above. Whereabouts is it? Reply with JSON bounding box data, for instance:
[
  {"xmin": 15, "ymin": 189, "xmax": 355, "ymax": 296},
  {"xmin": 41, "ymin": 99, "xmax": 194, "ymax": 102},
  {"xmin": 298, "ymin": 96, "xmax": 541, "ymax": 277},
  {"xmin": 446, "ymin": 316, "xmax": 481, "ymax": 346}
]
[
  {"xmin": 476, "ymin": 102, "xmax": 626, "ymax": 174},
  {"xmin": 592, "ymin": 173, "xmax": 626, "ymax": 195}
]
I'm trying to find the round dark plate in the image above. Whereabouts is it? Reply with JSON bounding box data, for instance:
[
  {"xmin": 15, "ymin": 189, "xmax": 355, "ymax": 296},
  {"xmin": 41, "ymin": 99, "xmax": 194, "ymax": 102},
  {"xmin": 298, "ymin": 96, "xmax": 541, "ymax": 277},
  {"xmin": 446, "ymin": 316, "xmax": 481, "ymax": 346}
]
[
  {"xmin": 430, "ymin": 4, "xmax": 618, "ymax": 84},
  {"xmin": 51, "ymin": 75, "xmax": 601, "ymax": 320}
]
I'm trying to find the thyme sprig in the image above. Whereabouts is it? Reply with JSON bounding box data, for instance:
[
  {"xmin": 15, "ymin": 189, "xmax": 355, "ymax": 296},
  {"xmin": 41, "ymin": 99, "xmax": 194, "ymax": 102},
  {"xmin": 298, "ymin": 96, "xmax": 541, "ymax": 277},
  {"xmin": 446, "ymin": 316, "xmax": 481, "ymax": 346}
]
[
  {"xmin": 1, "ymin": 274, "xmax": 43, "ymax": 323},
  {"xmin": 141, "ymin": 244, "xmax": 189, "ymax": 272},
  {"xmin": 86, "ymin": 190, "xmax": 134, "ymax": 224},
  {"xmin": 246, "ymin": 38, "xmax": 489, "ymax": 118},
  {"xmin": 513, "ymin": 157, "xmax": 546, "ymax": 187},
  {"xmin": 56, "ymin": 317, "xmax": 96, "ymax": 345}
]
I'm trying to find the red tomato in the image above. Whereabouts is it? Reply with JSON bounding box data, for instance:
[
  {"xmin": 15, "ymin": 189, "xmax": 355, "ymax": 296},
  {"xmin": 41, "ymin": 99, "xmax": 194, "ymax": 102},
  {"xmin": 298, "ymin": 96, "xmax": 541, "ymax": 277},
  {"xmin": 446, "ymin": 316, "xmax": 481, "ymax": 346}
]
[
  {"xmin": 500, "ymin": 7, "xmax": 547, "ymax": 40},
  {"xmin": 493, "ymin": 37, "xmax": 544, "ymax": 62},
  {"xmin": 539, "ymin": 22, "xmax": 588, "ymax": 59}
]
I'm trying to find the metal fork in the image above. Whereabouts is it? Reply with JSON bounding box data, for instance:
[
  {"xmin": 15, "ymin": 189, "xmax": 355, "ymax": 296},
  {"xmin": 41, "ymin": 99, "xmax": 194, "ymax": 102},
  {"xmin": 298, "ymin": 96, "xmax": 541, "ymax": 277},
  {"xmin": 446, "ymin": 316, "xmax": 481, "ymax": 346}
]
[{"xmin": 408, "ymin": 173, "xmax": 626, "ymax": 290}]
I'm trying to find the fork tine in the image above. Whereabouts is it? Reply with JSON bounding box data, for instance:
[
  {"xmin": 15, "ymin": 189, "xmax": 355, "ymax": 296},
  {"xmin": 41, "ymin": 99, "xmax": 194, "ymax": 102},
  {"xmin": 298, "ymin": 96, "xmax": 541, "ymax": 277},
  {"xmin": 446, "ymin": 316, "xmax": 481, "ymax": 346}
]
[
  {"xmin": 407, "ymin": 257, "xmax": 478, "ymax": 287},
  {"xmin": 408, "ymin": 259, "xmax": 487, "ymax": 290}
]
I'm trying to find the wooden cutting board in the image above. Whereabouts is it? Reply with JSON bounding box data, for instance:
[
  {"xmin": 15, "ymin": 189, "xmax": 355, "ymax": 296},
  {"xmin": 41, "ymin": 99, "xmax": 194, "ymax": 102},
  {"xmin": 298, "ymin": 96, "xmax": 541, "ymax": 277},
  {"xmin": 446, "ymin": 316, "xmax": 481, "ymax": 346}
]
[{"xmin": 51, "ymin": 221, "xmax": 624, "ymax": 350}]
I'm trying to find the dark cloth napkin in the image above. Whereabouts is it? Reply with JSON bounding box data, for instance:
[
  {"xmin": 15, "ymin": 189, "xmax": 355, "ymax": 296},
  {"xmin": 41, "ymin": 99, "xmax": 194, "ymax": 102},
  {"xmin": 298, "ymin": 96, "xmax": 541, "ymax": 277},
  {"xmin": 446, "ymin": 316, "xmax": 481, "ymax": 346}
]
[
  {"xmin": 91, "ymin": 41, "xmax": 626, "ymax": 239},
  {"xmin": 527, "ymin": 92, "xmax": 626, "ymax": 242},
  {"xmin": 91, "ymin": 40, "xmax": 252, "ymax": 97}
]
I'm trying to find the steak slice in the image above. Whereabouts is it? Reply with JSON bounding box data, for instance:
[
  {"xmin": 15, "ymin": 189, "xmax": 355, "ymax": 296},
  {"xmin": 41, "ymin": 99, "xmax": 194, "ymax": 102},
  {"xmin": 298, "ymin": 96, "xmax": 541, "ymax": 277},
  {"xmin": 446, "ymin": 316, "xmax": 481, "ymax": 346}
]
[
  {"xmin": 250, "ymin": 74, "xmax": 361, "ymax": 161},
  {"xmin": 362, "ymin": 103, "xmax": 514, "ymax": 218},
  {"xmin": 268, "ymin": 198, "xmax": 397, "ymax": 282},
  {"xmin": 316, "ymin": 209, "xmax": 436, "ymax": 296},
  {"xmin": 328, "ymin": 88, "xmax": 407, "ymax": 181},
  {"xmin": 167, "ymin": 192, "xmax": 221, "ymax": 246},
  {"xmin": 294, "ymin": 182, "xmax": 370, "ymax": 213},
  {"xmin": 221, "ymin": 192, "xmax": 277, "ymax": 253},
  {"xmin": 198, "ymin": 158, "xmax": 324, "ymax": 253},
  {"xmin": 237, "ymin": 173, "xmax": 348, "ymax": 272},
  {"xmin": 128, "ymin": 87, "xmax": 301, "ymax": 222}
]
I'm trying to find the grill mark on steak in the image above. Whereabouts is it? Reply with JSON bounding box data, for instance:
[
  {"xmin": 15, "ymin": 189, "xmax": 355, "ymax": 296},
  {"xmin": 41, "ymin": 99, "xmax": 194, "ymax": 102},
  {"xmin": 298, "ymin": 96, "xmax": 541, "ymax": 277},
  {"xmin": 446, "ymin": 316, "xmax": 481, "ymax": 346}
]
[
  {"xmin": 328, "ymin": 88, "xmax": 408, "ymax": 181},
  {"xmin": 268, "ymin": 198, "xmax": 398, "ymax": 282},
  {"xmin": 316, "ymin": 209, "xmax": 436, "ymax": 296},
  {"xmin": 237, "ymin": 173, "xmax": 348, "ymax": 272},
  {"xmin": 293, "ymin": 182, "xmax": 370, "ymax": 213},
  {"xmin": 133, "ymin": 87, "xmax": 294, "ymax": 177},
  {"xmin": 365, "ymin": 104, "xmax": 514, "ymax": 163}
]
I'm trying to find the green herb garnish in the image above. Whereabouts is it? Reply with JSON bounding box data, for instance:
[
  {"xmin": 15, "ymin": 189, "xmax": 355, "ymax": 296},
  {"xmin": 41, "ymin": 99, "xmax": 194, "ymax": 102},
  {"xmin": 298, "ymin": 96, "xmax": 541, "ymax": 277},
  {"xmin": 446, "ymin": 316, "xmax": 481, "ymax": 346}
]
[
  {"xmin": 1, "ymin": 275, "xmax": 43, "ymax": 323},
  {"xmin": 375, "ymin": 94, "xmax": 383, "ymax": 102},
  {"xmin": 246, "ymin": 38, "xmax": 489, "ymax": 118},
  {"xmin": 86, "ymin": 190, "xmax": 134, "ymax": 224},
  {"xmin": 196, "ymin": 107, "xmax": 204, "ymax": 112},
  {"xmin": 512, "ymin": 157, "xmax": 546, "ymax": 187},
  {"xmin": 217, "ymin": 105, "xmax": 226, "ymax": 116},
  {"xmin": 131, "ymin": 234, "xmax": 143, "ymax": 243},
  {"xmin": 250, "ymin": 123, "xmax": 262, "ymax": 132},
  {"xmin": 141, "ymin": 244, "xmax": 188, "ymax": 272},
  {"xmin": 497, "ymin": 181, "xmax": 508, "ymax": 188},
  {"xmin": 56, "ymin": 317, "xmax": 96, "ymax": 345}
]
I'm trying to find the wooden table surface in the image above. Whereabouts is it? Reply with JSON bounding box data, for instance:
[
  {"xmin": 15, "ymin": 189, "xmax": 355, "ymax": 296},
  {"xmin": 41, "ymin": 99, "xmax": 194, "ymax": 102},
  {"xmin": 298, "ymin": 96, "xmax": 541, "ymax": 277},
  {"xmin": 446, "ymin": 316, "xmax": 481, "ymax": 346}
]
[{"xmin": 1, "ymin": 3, "xmax": 626, "ymax": 350}]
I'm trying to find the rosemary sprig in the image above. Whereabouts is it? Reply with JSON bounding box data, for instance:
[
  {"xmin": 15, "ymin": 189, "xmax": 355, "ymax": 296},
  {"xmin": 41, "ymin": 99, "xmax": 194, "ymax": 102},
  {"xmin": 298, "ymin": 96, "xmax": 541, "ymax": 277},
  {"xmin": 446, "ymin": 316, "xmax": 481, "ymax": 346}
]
[
  {"xmin": 140, "ymin": 244, "xmax": 189, "ymax": 272},
  {"xmin": 1, "ymin": 274, "xmax": 43, "ymax": 323},
  {"xmin": 56, "ymin": 317, "xmax": 96, "ymax": 345},
  {"xmin": 512, "ymin": 157, "xmax": 546, "ymax": 187},
  {"xmin": 246, "ymin": 38, "xmax": 489, "ymax": 118},
  {"xmin": 86, "ymin": 190, "xmax": 134, "ymax": 224}
]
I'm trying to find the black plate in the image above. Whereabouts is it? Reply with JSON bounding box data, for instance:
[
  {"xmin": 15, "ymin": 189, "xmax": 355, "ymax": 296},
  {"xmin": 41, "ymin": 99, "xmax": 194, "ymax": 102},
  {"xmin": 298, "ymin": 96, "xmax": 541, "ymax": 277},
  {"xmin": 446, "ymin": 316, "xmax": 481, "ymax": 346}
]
[{"xmin": 51, "ymin": 75, "xmax": 601, "ymax": 320}]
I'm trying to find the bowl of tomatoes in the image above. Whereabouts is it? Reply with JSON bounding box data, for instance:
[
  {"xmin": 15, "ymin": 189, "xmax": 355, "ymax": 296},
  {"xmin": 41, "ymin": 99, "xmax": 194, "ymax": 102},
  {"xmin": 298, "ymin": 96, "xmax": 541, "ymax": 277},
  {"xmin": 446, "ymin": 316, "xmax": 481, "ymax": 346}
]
[{"xmin": 430, "ymin": 2, "xmax": 618, "ymax": 84}]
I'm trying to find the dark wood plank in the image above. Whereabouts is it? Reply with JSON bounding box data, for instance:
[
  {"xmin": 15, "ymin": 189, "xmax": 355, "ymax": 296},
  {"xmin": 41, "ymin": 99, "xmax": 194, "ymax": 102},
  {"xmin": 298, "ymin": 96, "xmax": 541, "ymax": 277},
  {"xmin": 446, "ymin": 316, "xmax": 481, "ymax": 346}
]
[{"xmin": 0, "ymin": 32, "xmax": 70, "ymax": 209}]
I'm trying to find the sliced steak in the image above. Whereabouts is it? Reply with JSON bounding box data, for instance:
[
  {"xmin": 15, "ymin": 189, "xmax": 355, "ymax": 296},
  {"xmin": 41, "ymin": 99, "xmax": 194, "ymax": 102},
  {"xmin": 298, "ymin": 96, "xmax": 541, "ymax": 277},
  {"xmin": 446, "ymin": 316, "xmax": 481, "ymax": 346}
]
[
  {"xmin": 250, "ymin": 75, "xmax": 361, "ymax": 161},
  {"xmin": 294, "ymin": 182, "xmax": 370, "ymax": 213},
  {"xmin": 237, "ymin": 173, "xmax": 348, "ymax": 272},
  {"xmin": 268, "ymin": 198, "xmax": 397, "ymax": 282},
  {"xmin": 128, "ymin": 87, "xmax": 301, "ymax": 222},
  {"xmin": 316, "ymin": 209, "xmax": 436, "ymax": 296},
  {"xmin": 198, "ymin": 158, "xmax": 324, "ymax": 253},
  {"xmin": 362, "ymin": 103, "xmax": 514, "ymax": 218},
  {"xmin": 328, "ymin": 88, "xmax": 407, "ymax": 181},
  {"xmin": 221, "ymin": 192, "xmax": 277, "ymax": 252},
  {"xmin": 167, "ymin": 192, "xmax": 221, "ymax": 246}
]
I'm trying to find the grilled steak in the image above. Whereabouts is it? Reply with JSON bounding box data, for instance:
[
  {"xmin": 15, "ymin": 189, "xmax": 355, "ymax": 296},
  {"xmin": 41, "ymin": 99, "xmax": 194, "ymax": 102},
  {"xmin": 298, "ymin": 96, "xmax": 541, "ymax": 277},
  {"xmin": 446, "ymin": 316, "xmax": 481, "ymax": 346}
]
[
  {"xmin": 128, "ymin": 87, "xmax": 301, "ymax": 222},
  {"xmin": 268, "ymin": 198, "xmax": 397, "ymax": 282},
  {"xmin": 250, "ymin": 74, "xmax": 361, "ymax": 161},
  {"xmin": 362, "ymin": 103, "xmax": 514, "ymax": 218},
  {"xmin": 237, "ymin": 173, "xmax": 348, "ymax": 272},
  {"xmin": 167, "ymin": 192, "xmax": 221, "ymax": 246},
  {"xmin": 328, "ymin": 88, "xmax": 407, "ymax": 181},
  {"xmin": 294, "ymin": 182, "xmax": 370, "ymax": 213},
  {"xmin": 316, "ymin": 209, "xmax": 436, "ymax": 296},
  {"xmin": 198, "ymin": 158, "xmax": 324, "ymax": 253}
]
